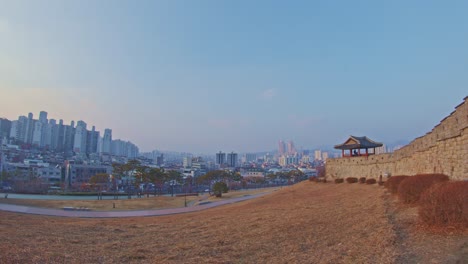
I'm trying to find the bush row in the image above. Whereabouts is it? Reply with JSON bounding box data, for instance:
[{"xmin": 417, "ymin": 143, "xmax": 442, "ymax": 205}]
[
  {"xmin": 397, "ymin": 174, "xmax": 449, "ymax": 204},
  {"xmin": 346, "ymin": 177, "xmax": 358, "ymax": 183},
  {"xmin": 333, "ymin": 178, "xmax": 377, "ymax": 184},
  {"xmin": 384, "ymin": 175, "xmax": 410, "ymax": 194},
  {"xmin": 384, "ymin": 173, "xmax": 466, "ymax": 228},
  {"xmin": 419, "ymin": 181, "xmax": 468, "ymax": 227}
]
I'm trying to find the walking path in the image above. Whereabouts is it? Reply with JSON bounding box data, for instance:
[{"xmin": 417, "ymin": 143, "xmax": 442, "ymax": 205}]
[{"xmin": 0, "ymin": 192, "xmax": 270, "ymax": 218}]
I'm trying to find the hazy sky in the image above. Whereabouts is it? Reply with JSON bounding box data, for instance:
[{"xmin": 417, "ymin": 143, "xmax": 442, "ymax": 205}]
[{"xmin": 1, "ymin": 1, "xmax": 467, "ymax": 153}]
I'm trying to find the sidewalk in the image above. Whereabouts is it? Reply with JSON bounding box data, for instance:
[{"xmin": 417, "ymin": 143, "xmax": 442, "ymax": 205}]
[{"xmin": 0, "ymin": 192, "xmax": 269, "ymax": 218}]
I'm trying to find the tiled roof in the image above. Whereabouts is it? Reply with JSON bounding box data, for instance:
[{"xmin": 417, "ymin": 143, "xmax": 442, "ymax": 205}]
[{"xmin": 334, "ymin": 136, "xmax": 383, "ymax": 150}]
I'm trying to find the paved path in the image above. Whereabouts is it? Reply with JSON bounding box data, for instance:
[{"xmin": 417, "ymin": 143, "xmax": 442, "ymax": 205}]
[{"xmin": 0, "ymin": 192, "xmax": 270, "ymax": 218}]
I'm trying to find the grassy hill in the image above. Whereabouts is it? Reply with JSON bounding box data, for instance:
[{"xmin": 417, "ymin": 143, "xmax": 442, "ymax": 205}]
[{"xmin": 0, "ymin": 182, "xmax": 466, "ymax": 263}]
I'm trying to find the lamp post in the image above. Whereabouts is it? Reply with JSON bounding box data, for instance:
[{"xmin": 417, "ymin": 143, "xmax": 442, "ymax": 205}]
[{"xmin": 184, "ymin": 179, "xmax": 187, "ymax": 207}]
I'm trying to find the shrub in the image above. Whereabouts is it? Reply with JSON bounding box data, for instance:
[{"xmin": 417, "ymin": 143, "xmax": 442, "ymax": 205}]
[
  {"xmin": 359, "ymin": 177, "xmax": 366, "ymax": 184},
  {"xmin": 212, "ymin": 182, "xmax": 229, "ymax": 197},
  {"xmin": 384, "ymin": 175, "xmax": 410, "ymax": 194},
  {"xmin": 334, "ymin": 178, "xmax": 344, "ymax": 184},
  {"xmin": 366, "ymin": 179, "xmax": 377, "ymax": 184},
  {"xmin": 419, "ymin": 181, "xmax": 468, "ymax": 227},
  {"xmin": 345, "ymin": 177, "xmax": 358, "ymax": 183},
  {"xmin": 397, "ymin": 174, "xmax": 449, "ymax": 204}
]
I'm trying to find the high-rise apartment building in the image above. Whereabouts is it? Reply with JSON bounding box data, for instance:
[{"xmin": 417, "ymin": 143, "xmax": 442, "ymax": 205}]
[
  {"xmin": 242, "ymin": 153, "xmax": 257, "ymax": 163},
  {"xmin": 73, "ymin": 121, "xmax": 87, "ymax": 153},
  {"xmin": 227, "ymin": 152, "xmax": 238, "ymax": 168},
  {"xmin": 215, "ymin": 151, "xmax": 226, "ymax": 166},
  {"xmin": 25, "ymin": 113, "xmax": 35, "ymax": 144},
  {"xmin": 183, "ymin": 156, "xmax": 192, "ymax": 168},
  {"xmin": 0, "ymin": 118, "xmax": 11, "ymax": 143},
  {"xmin": 32, "ymin": 121, "xmax": 43, "ymax": 146},
  {"xmin": 101, "ymin": 129, "xmax": 112, "ymax": 154},
  {"xmin": 39, "ymin": 111, "xmax": 48, "ymax": 124},
  {"xmin": 278, "ymin": 140, "xmax": 286, "ymax": 155},
  {"xmin": 314, "ymin": 150, "xmax": 322, "ymax": 161},
  {"xmin": 287, "ymin": 140, "xmax": 297, "ymax": 155},
  {"xmin": 322, "ymin": 152, "xmax": 329, "ymax": 161},
  {"xmin": 86, "ymin": 126, "xmax": 99, "ymax": 154}
]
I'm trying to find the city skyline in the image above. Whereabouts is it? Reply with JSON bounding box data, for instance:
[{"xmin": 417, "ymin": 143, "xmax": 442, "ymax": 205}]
[{"xmin": 1, "ymin": 1, "xmax": 467, "ymax": 153}]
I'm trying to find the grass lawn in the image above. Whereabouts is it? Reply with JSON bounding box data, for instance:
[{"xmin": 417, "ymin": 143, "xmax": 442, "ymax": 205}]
[
  {"xmin": 0, "ymin": 187, "xmax": 278, "ymax": 211},
  {"xmin": 0, "ymin": 182, "xmax": 466, "ymax": 263}
]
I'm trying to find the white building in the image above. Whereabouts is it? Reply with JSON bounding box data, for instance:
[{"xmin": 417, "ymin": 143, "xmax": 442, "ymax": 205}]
[
  {"xmin": 314, "ymin": 150, "xmax": 322, "ymax": 161},
  {"xmin": 73, "ymin": 121, "xmax": 87, "ymax": 153},
  {"xmin": 101, "ymin": 129, "xmax": 112, "ymax": 154}
]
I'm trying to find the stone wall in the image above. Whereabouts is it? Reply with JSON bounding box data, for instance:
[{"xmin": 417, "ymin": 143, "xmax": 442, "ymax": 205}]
[{"xmin": 326, "ymin": 96, "xmax": 468, "ymax": 181}]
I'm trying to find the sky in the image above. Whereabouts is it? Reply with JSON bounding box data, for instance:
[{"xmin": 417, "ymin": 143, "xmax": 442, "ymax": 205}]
[{"xmin": 0, "ymin": 0, "xmax": 467, "ymax": 154}]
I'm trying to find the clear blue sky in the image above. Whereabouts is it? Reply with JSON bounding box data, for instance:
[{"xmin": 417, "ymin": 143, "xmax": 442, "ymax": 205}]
[{"xmin": 1, "ymin": 0, "xmax": 467, "ymax": 153}]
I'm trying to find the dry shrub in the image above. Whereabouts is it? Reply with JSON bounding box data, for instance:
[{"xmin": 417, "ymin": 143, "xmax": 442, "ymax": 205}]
[
  {"xmin": 419, "ymin": 181, "xmax": 468, "ymax": 227},
  {"xmin": 359, "ymin": 177, "xmax": 366, "ymax": 184},
  {"xmin": 366, "ymin": 179, "xmax": 377, "ymax": 185},
  {"xmin": 397, "ymin": 174, "xmax": 449, "ymax": 204},
  {"xmin": 345, "ymin": 177, "xmax": 358, "ymax": 184},
  {"xmin": 384, "ymin": 176, "xmax": 410, "ymax": 194},
  {"xmin": 334, "ymin": 178, "xmax": 344, "ymax": 184}
]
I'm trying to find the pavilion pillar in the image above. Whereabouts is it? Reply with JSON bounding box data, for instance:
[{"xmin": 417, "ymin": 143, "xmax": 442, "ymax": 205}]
[
  {"xmin": 366, "ymin": 149, "xmax": 368, "ymax": 156},
  {"xmin": 342, "ymin": 149, "xmax": 344, "ymax": 157}
]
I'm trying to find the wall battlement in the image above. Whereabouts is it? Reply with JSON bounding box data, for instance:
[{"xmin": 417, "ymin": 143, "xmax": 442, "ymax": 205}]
[{"xmin": 326, "ymin": 96, "xmax": 468, "ymax": 180}]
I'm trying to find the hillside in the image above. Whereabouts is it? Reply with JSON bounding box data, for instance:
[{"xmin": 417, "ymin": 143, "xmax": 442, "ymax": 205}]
[{"xmin": 0, "ymin": 182, "xmax": 466, "ymax": 263}]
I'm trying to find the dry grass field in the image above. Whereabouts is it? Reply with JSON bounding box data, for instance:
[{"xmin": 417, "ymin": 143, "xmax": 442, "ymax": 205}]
[
  {"xmin": 0, "ymin": 182, "xmax": 466, "ymax": 263},
  {"xmin": 0, "ymin": 188, "xmax": 274, "ymax": 211}
]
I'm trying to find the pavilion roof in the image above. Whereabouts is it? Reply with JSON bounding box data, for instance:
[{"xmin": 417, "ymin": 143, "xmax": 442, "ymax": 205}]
[{"xmin": 334, "ymin": 136, "xmax": 383, "ymax": 150}]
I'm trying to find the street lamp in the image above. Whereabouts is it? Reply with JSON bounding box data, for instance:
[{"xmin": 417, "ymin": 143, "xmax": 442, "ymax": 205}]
[{"xmin": 184, "ymin": 179, "xmax": 187, "ymax": 207}]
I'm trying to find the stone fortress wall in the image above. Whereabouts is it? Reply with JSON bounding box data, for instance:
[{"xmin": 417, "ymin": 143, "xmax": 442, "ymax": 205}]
[{"xmin": 326, "ymin": 96, "xmax": 468, "ymax": 181}]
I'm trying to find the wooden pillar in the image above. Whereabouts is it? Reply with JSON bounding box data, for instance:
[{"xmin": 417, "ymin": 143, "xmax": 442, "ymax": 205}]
[
  {"xmin": 366, "ymin": 148, "xmax": 368, "ymax": 156},
  {"xmin": 342, "ymin": 149, "xmax": 344, "ymax": 157},
  {"xmin": 358, "ymin": 149, "xmax": 361, "ymax": 156}
]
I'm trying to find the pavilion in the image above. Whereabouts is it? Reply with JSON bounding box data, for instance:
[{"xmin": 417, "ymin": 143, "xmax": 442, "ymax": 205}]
[{"xmin": 334, "ymin": 136, "xmax": 383, "ymax": 158}]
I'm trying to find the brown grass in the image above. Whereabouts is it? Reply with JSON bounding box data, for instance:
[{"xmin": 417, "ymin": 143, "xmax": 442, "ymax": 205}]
[
  {"xmin": 0, "ymin": 188, "xmax": 276, "ymax": 211},
  {"xmin": 0, "ymin": 182, "xmax": 399, "ymax": 263}
]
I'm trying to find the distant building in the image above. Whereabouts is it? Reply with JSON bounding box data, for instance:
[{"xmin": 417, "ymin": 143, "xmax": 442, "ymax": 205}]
[
  {"xmin": 216, "ymin": 151, "xmax": 226, "ymax": 166},
  {"xmin": 240, "ymin": 168, "xmax": 265, "ymax": 178},
  {"xmin": 183, "ymin": 156, "xmax": 192, "ymax": 168},
  {"xmin": 287, "ymin": 140, "xmax": 297, "ymax": 155},
  {"xmin": 86, "ymin": 126, "xmax": 99, "ymax": 154},
  {"xmin": 279, "ymin": 155, "xmax": 299, "ymax": 166},
  {"xmin": 64, "ymin": 161, "xmax": 112, "ymax": 187},
  {"xmin": 322, "ymin": 152, "xmax": 329, "ymax": 161},
  {"xmin": 278, "ymin": 140, "xmax": 286, "ymax": 155},
  {"xmin": 156, "ymin": 154, "xmax": 164, "ymax": 166},
  {"xmin": 314, "ymin": 150, "xmax": 322, "ymax": 161},
  {"xmin": 227, "ymin": 152, "xmax": 238, "ymax": 167},
  {"xmin": 0, "ymin": 118, "xmax": 12, "ymax": 144},
  {"xmin": 101, "ymin": 129, "xmax": 112, "ymax": 154},
  {"xmin": 73, "ymin": 121, "xmax": 87, "ymax": 153},
  {"xmin": 242, "ymin": 153, "xmax": 257, "ymax": 163}
]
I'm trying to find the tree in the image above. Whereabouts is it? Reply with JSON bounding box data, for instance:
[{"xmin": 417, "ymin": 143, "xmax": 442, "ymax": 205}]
[
  {"xmin": 147, "ymin": 168, "xmax": 166, "ymax": 195},
  {"xmin": 89, "ymin": 173, "xmax": 110, "ymax": 191},
  {"xmin": 288, "ymin": 170, "xmax": 305, "ymax": 182},
  {"xmin": 212, "ymin": 182, "xmax": 228, "ymax": 197},
  {"xmin": 166, "ymin": 170, "xmax": 182, "ymax": 196}
]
